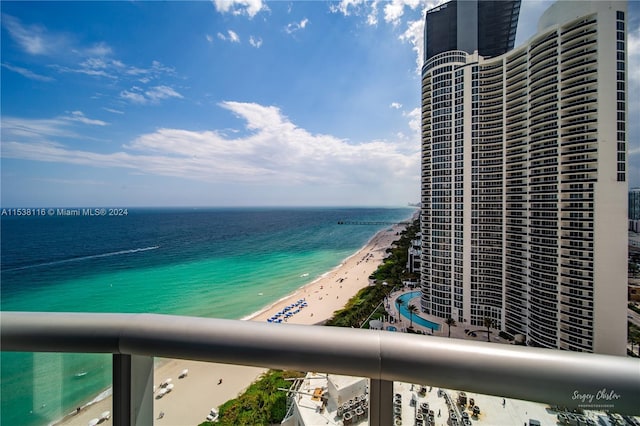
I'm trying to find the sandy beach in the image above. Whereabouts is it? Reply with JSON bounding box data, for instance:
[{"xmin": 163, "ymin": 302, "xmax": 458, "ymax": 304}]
[{"xmin": 57, "ymin": 224, "xmax": 406, "ymax": 426}]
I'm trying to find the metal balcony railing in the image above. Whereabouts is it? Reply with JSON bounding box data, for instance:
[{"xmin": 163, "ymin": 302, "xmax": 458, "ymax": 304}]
[{"xmin": 2, "ymin": 312, "xmax": 639, "ymax": 425}]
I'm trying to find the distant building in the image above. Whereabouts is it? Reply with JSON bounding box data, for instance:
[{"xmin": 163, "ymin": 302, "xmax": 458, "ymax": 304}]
[
  {"xmin": 629, "ymin": 188, "xmax": 640, "ymax": 221},
  {"xmin": 407, "ymin": 232, "xmax": 422, "ymax": 274},
  {"xmin": 420, "ymin": 0, "xmax": 628, "ymax": 355}
]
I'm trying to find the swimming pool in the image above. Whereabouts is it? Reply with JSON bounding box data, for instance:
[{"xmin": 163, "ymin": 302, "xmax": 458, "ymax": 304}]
[{"xmin": 396, "ymin": 291, "xmax": 440, "ymax": 331}]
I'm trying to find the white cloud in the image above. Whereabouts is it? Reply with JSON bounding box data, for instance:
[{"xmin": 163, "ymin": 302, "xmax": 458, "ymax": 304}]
[
  {"xmin": 64, "ymin": 111, "xmax": 108, "ymax": 126},
  {"xmin": 404, "ymin": 107, "xmax": 420, "ymax": 134},
  {"xmin": 367, "ymin": 0, "xmax": 380, "ymax": 26},
  {"xmin": 228, "ymin": 30, "xmax": 240, "ymax": 43},
  {"xmin": 285, "ymin": 18, "xmax": 309, "ymax": 34},
  {"xmin": 2, "ymin": 102, "xmax": 419, "ymax": 188},
  {"xmin": 390, "ymin": 102, "xmax": 402, "ymax": 109},
  {"xmin": 80, "ymin": 58, "xmax": 108, "ymax": 69},
  {"xmin": 103, "ymin": 108, "xmax": 124, "ymax": 115},
  {"xmin": 212, "ymin": 0, "xmax": 264, "ymax": 18},
  {"xmin": 330, "ymin": 0, "xmax": 443, "ymax": 71},
  {"xmin": 50, "ymin": 58, "xmax": 175, "ymax": 83},
  {"xmin": 217, "ymin": 30, "xmax": 241, "ymax": 43},
  {"xmin": 329, "ymin": 0, "xmax": 368, "ymax": 18},
  {"xmin": 331, "ymin": 0, "xmax": 424, "ymax": 26},
  {"xmin": 2, "ymin": 14, "xmax": 116, "ymax": 60},
  {"xmin": 49, "ymin": 64, "xmax": 117, "ymax": 79},
  {"xmin": 1, "ymin": 112, "xmax": 108, "ymax": 142},
  {"xmin": 120, "ymin": 88, "xmax": 147, "ymax": 104},
  {"xmin": 2, "ymin": 12, "xmax": 177, "ymax": 83},
  {"xmin": 119, "ymin": 85, "xmax": 183, "ymax": 104},
  {"xmin": 249, "ymin": 36, "xmax": 263, "ymax": 48},
  {"xmin": 1, "ymin": 117, "xmax": 79, "ymax": 140},
  {"xmin": 399, "ymin": 17, "xmax": 426, "ymax": 73},
  {"xmin": 1, "ymin": 14, "xmax": 59, "ymax": 55},
  {"xmin": 2, "ymin": 63, "xmax": 54, "ymax": 82},
  {"xmin": 80, "ymin": 42, "xmax": 113, "ymax": 57},
  {"xmin": 146, "ymin": 86, "xmax": 183, "ymax": 102},
  {"xmin": 383, "ymin": 0, "xmax": 421, "ymax": 25},
  {"xmin": 206, "ymin": 34, "xmax": 213, "ymax": 43}
]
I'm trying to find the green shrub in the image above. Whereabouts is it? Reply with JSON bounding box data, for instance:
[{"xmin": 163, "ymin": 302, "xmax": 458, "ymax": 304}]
[
  {"xmin": 198, "ymin": 370, "xmax": 304, "ymax": 426},
  {"xmin": 326, "ymin": 218, "xmax": 420, "ymax": 328}
]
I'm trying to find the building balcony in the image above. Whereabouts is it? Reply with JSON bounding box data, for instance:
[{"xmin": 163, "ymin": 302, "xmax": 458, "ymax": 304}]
[{"xmin": 2, "ymin": 312, "xmax": 640, "ymax": 425}]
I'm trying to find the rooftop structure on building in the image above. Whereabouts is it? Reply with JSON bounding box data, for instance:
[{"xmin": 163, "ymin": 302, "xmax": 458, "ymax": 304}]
[
  {"xmin": 424, "ymin": 0, "xmax": 521, "ymax": 62},
  {"xmin": 281, "ymin": 373, "xmax": 369, "ymax": 426},
  {"xmin": 281, "ymin": 372, "xmax": 629, "ymax": 426}
]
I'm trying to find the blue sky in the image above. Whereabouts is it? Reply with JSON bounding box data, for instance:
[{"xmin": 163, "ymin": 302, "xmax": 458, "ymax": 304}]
[{"xmin": 1, "ymin": 0, "xmax": 639, "ymax": 207}]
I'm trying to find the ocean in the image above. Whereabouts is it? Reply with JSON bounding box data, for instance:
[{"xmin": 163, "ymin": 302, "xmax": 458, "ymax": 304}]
[{"xmin": 0, "ymin": 207, "xmax": 414, "ymax": 426}]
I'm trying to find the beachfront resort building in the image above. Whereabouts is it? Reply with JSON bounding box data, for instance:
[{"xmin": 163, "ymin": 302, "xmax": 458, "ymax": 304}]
[{"xmin": 419, "ymin": 0, "xmax": 628, "ymax": 355}]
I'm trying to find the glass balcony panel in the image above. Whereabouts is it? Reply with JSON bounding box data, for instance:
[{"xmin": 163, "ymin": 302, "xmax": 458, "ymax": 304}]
[{"xmin": 0, "ymin": 352, "xmax": 112, "ymax": 426}]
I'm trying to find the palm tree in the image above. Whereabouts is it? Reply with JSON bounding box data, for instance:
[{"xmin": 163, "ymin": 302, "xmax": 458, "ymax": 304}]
[
  {"xmin": 407, "ymin": 304, "xmax": 418, "ymax": 328},
  {"xmin": 395, "ymin": 297, "xmax": 405, "ymax": 322},
  {"xmin": 483, "ymin": 316, "xmax": 496, "ymax": 342},
  {"xmin": 445, "ymin": 317, "xmax": 456, "ymax": 337}
]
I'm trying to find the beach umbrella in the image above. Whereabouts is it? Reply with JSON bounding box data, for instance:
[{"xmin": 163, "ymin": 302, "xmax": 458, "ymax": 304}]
[
  {"xmin": 369, "ymin": 319, "xmax": 383, "ymax": 330},
  {"xmin": 101, "ymin": 410, "xmax": 111, "ymax": 420},
  {"xmin": 88, "ymin": 418, "xmax": 100, "ymax": 426},
  {"xmin": 179, "ymin": 369, "xmax": 188, "ymax": 378}
]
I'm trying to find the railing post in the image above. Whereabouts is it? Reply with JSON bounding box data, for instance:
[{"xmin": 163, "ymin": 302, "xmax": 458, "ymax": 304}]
[
  {"xmin": 369, "ymin": 378, "xmax": 393, "ymax": 426},
  {"xmin": 113, "ymin": 354, "xmax": 154, "ymax": 426}
]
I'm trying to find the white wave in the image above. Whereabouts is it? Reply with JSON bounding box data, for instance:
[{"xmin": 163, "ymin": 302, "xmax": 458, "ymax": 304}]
[{"xmin": 4, "ymin": 246, "xmax": 160, "ymax": 272}]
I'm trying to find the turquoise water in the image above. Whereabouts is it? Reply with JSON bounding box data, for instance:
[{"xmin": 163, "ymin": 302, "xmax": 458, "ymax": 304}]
[
  {"xmin": 1, "ymin": 207, "xmax": 414, "ymax": 425},
  {"xmin": 397, "ymin": 291, "xmax": 440, "ymax": 331}
]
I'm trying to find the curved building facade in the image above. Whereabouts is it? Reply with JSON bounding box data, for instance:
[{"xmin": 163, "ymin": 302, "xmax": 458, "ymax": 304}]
[{"xmin": 420, "ymin": 1, "xmax": 628, "ymax": 355}]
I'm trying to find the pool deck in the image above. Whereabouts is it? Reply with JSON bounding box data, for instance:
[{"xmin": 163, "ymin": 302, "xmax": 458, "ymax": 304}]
[{"xmin": 381, "ymin": 289, "xmax": 510, "ymax": 344}]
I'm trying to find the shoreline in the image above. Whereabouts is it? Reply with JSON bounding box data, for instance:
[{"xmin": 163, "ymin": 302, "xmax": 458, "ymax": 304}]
[
  {"xmin": 55, "ymin": 223, "xmax": 408, "ymax": 426},
  {"xmin": 240, "ymin": 227, "xmax": 391, "ymax": 322}
]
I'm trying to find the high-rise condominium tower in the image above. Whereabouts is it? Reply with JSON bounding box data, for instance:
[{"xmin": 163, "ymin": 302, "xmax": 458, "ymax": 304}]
[{"xmin": 420, "ymin": 0, "xmax": 628, "ymax": 355}]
